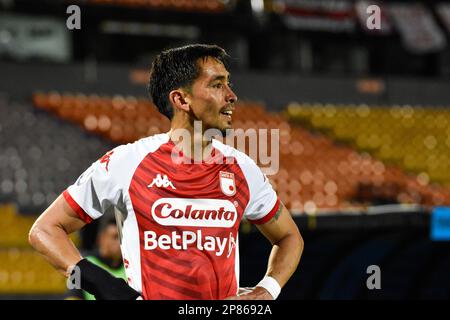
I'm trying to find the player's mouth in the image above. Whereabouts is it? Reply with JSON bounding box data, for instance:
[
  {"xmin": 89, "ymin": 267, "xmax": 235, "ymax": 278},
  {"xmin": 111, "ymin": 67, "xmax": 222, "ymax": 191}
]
[{"xmin": 220, "ymin": 108, "xmax": 234, "ymax": 121}]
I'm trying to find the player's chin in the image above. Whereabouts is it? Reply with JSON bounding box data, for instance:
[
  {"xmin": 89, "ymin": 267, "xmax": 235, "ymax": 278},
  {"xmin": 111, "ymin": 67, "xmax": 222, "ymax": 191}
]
[{"xmin": 218, "ymin": 122, "xmax": 233, "ymax": 136}]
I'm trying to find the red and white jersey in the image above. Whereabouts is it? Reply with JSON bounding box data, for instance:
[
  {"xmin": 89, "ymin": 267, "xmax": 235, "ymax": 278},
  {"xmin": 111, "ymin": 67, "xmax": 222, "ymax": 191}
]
[{"xmin": 63, "ymin": 133, "xmax": 280, "ymax": 300}]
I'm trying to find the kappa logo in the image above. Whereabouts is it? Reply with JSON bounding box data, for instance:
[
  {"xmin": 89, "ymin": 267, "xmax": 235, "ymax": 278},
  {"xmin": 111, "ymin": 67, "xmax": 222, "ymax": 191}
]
[
  {"xmin": 148, "ymin": 174, "xmax": 176, "ymax": 189},
  {"xmin": 219, "ymin": 171, "xmax": 236, "ymax": 196},
  {"xmin": 99, "ymin": 150, "xmax": 114, "ymax": 172}
]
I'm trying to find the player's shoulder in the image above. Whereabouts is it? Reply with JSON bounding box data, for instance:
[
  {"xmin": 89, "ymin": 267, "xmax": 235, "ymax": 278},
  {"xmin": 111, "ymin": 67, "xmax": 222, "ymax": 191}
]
[
  {"xmin": 212, "ymin": 138, "xmax": 258, "ymax": 170},
  {"xmin": 112, "ymin": 133, "xmax": 170, "ymax": 157},
  {"xmin": 212, "ymin": 139, "xmax": 268, "ymax": 187},
  {"xmin": 98, "ymin": 133, "xmax": 170, "ymax": 174}
]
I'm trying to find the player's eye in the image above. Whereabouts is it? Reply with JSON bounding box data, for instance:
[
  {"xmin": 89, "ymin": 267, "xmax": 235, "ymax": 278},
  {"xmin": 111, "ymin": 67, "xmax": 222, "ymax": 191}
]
[{"xmin": 213, "ymin": 83, "xmax": 223, "ymax": 88}]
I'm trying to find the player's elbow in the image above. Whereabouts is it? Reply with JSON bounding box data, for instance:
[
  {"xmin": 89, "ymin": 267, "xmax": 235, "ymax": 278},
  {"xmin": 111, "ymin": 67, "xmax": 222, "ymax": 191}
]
[
  {"xmin": 28, "ymin": 219, "xmax": 48, "ymax": 251},
  {"xmin": 28, "ymin": 222, "xmax": 41, "ymax": 249},
  {"xmin": 276, "ymin": 226, "xmax": 304, "ymax": 260},
  {"xmin": 290, "ymin": 226, "xmax": 304, "ymax": 259},
  {"xmin": 297, "ymin": 231, "xmax": 304, "ymax": 255}
]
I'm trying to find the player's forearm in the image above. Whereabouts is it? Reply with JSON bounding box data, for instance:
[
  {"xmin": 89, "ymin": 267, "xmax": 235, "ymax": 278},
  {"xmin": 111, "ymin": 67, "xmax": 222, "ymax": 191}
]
[
  {"xmin": 29, "ymin": 221, "xmax": 142, "ymax": 300},
  {"xmin": 265, "ymin": 231, "xmax": 303, "ymax": 288},
  {"xmin": 29, "ymin": 222, "xmax": 82, "ymax": 276}
]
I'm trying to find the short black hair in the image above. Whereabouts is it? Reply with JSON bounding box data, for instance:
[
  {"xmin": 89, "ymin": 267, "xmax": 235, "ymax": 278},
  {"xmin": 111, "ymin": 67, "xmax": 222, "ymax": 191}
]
[
  {"xmin": 98, "ymin": 215, "xmax": 117, "ymax": 234},
  {"xmin": 148, "ymin": 44, "xmax": 229, "ymax": 120}
]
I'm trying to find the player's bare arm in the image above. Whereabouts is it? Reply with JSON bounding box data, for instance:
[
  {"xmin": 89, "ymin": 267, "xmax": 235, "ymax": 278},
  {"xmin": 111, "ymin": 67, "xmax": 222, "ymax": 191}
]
[
  {"xmin": 226, "ymin": 202, "xmax": 304, "ymax": 300},
  {"xmin": 29, "ymin": 194, "xmax": 141, "ymax": 300},
  {"xmin": 28, "ymin": 194, "xmax": 86, "ymax": 276}
]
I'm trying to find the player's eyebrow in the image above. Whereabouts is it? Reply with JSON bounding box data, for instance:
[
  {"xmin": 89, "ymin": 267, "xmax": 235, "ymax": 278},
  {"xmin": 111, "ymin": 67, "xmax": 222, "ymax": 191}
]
[{"xmin": 209, "ymin": 74, "xmax": 230, "ymax": 83}]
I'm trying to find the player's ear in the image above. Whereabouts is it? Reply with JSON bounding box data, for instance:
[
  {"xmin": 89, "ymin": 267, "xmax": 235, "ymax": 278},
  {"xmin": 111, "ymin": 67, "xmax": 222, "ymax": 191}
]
[{"xmin": 169, "ymin": 89, "xmax": 190, "ymax": 113}]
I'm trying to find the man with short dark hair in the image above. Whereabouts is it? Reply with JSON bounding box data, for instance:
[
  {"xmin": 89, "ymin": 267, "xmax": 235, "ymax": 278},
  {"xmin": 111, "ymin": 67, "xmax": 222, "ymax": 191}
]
[{"xmin": 29, "ymin": 44, "xmax": 304, "ymax": 300}]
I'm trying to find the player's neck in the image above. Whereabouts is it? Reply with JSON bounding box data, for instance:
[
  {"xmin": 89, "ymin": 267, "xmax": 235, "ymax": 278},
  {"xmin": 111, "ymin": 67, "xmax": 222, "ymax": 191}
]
[{"xmin": 168, "ymin": 119, "xmax": 213, "ymax": 161}]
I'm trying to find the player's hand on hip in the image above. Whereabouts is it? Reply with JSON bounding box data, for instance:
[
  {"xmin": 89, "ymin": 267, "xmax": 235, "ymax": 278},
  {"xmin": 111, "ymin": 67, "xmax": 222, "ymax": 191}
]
[
  {"xmin": 225, "ymin": 286, "xmax": 273, "ymax": 300},
  {"xmin": 238, "ymin": 287, "xmax": 254, "ymax": 295}
]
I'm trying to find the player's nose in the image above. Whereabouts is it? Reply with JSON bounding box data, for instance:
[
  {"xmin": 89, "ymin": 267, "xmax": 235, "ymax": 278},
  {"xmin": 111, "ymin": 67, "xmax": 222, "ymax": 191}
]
[{"xmin": 225, "ymin": 86, "xmax": 238, "ymax": 104}]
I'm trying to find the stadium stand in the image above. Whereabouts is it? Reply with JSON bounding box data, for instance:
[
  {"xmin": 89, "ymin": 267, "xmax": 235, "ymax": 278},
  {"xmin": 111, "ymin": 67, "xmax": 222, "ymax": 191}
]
[
  {"xmin": 32, "ymin": 92, "xmax": 450, "ymax": 212},
  {"xmin": 0, "ymin": 93, "xmax": 113, "ymax": 214},
  {"xmin": 0, "ymin": 94, "xmax": 94, "ymax": 296},
  {"xmin": 286, "ymin": 103, "xmax": 450, "ymax": 206},
  {"xmin": 287, "ymin": 103, "xmax": 450, "ymax": 188}
]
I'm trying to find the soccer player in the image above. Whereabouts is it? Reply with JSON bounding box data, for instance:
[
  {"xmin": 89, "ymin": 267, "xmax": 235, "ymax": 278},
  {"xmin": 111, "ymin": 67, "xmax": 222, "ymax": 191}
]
[{"xmin": 29, "ymin": 44, "xmax": 304, "ymax": 300}]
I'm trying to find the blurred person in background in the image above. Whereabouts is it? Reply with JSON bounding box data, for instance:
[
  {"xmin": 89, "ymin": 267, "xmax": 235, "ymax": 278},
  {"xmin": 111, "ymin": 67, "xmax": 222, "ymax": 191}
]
[{"xmin": 65, "ymin": 216, "xmax": 126, "ymax": 300}]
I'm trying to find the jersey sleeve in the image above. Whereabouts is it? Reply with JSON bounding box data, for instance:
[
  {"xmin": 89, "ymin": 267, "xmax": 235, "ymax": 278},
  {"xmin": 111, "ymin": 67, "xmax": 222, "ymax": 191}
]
[
  {"xmin": 63, "ymin": 146, "xmax": 127, "ymax": 223},
  {"xmin": 241, "ymin": 156, "xmax": 280, "ymax": 224}
]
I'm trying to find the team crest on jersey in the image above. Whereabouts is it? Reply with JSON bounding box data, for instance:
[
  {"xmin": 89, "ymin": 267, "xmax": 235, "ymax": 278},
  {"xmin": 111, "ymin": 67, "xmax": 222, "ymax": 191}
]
[{"xmin": 219, "ymin": 171, "xmax": 236, "ymax": 196}]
